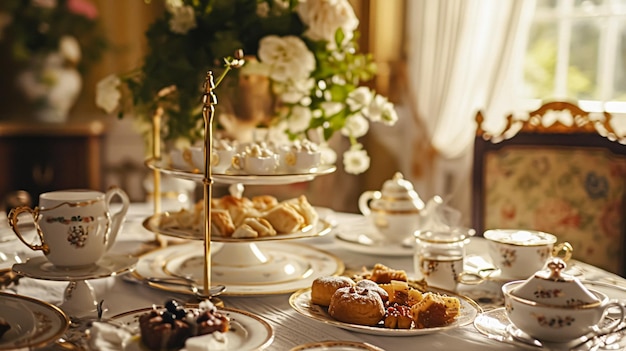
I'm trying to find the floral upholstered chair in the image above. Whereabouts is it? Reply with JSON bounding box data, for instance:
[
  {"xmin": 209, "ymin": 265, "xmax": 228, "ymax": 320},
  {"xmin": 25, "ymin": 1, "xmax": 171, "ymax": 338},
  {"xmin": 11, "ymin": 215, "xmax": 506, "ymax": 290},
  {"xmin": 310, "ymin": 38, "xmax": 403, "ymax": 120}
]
[{"xmin": 472, "ymin": 101, "xmax": 626, "ymax": 275}]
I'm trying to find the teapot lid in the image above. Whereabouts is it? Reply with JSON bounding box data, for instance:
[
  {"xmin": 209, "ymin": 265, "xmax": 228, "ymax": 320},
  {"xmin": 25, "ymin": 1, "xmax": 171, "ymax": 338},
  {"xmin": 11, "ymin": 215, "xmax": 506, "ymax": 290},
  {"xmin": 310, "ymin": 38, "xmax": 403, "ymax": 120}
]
[
  {"xmin": 381, "ymin": 172, "xmax": 419, "ymax": 196},
  {"xmin": 511, "ymin": 257, "xmax": 600, "ymax": 306}
]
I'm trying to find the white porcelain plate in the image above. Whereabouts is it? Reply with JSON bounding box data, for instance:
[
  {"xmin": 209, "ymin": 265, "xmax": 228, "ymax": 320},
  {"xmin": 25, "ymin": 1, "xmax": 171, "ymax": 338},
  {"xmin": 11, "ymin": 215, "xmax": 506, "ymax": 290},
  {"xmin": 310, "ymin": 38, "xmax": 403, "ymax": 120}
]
[
  {"xmin": 0, "ymin": 292, "xmax": 70, "ymax": 350},
  {"xmin": 289, "ymin": 288, "xmax": 480, "ymax": 336},
  {"xmin": 12, "ymin": 254, "xmax": 138, "ymax": 281},
  {"xmin": 108, "ymin": 306, "xmax": 274, "ymax": 350},
  {"xmin": 145, "ymin": 158, "xmax": 336, "ymax": 185},
  {"xmin": 143, "ymin": 215, "xmax": 332, "ymax": 242},
  {"xmin": 290, "ymin": 341, "xmax": 385, "ymax": 351},
  {"xmin": 334, "ymin": 231, "xmax": 414, "ymax": 257},
  {"xmin": 133, "ymin": 241, "xmax": 344, "ymax": 296}
]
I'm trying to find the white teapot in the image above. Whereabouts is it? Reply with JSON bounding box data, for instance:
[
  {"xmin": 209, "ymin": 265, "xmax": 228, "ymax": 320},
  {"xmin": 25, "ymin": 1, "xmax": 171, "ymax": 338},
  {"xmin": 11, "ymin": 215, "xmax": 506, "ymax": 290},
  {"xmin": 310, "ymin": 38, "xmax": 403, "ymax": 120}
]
[{"xmin": 358, "ymin": 172, "xmax": 425, "ymax": 244}]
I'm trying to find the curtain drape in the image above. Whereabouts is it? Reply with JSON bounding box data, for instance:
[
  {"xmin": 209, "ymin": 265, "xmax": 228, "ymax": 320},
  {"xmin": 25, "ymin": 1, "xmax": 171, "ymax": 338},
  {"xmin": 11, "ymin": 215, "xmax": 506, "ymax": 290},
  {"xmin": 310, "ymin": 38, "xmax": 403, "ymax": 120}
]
[{"xmin": 402, "ymin": 0, "xmax": 536, "ymax": 221}]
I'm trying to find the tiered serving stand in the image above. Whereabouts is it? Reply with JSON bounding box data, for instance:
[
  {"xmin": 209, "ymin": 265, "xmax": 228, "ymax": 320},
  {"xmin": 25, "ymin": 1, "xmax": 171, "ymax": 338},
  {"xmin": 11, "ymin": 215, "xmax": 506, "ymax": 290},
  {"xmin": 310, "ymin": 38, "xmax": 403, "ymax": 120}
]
[{"xmin": 139, "ymin": 71, "xmax": 343, "ymax": 297}]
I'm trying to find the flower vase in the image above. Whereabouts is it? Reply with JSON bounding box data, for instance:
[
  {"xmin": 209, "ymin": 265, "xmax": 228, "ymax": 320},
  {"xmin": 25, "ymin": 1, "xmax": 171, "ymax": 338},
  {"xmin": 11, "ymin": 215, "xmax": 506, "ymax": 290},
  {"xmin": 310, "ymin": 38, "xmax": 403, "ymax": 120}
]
[{"xmin": 17, "ymin": 54, "xmax": 83, "ymax": 123}]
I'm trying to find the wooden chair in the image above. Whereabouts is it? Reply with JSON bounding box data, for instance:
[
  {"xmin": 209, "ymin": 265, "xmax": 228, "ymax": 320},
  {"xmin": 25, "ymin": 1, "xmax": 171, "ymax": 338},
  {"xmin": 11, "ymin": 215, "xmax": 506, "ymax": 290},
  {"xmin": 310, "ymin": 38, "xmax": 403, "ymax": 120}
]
[{"xmin": 472, "ymin": 101, "xmax": 626, "ymax": 275}]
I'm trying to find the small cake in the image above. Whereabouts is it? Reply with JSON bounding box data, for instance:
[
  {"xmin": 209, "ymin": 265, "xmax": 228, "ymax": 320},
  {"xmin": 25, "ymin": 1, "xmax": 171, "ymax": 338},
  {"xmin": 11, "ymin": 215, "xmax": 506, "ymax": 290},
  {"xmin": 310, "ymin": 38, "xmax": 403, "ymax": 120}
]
[
  {"xmin": 311, "ymin": 276, "xmax": 355, "ymax": 306},
  {"xmin": 411, "ymin": 292, "xmax": 460, "ymax": 329},
  {"xmin": 355, "ymin": 279, "xmax": 389, "ymax": 303},
  {"xmin": 139, "ymin": 300, "xmax": 229, "ymax": 350},
  {"xmin": 384, "ymin": 303, "xmax": 413, "ymax": 329},
  {"xmin": 328, "ymin": 286, "xmax": 385, "ymax": 326}
]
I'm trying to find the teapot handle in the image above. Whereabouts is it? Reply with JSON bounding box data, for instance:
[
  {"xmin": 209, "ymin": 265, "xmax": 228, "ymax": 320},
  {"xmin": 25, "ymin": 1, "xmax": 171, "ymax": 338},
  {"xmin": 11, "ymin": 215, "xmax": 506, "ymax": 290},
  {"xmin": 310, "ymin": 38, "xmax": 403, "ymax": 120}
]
[{"xmin": 358, "ymin": 190, "xmax": 381, "ymax": 216}]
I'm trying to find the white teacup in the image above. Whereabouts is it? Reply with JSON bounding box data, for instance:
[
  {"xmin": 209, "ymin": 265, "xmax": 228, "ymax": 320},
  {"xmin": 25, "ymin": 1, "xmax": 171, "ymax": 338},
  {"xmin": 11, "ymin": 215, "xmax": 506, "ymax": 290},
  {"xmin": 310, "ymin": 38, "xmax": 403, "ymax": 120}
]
[
  {"xmin": 484, "ymin": 229, "xmax": 572, "ymax": 279},
  {"xmin": 232, "ymin": 152, "xmax": 278, "ymax": 174},
  {"xmin": 211, "ymin": 148, "xmax": 236, "ymax": 173},
  {"xmin": 8, "ymin": 188, "xmax": 130, "ymax": 268}
]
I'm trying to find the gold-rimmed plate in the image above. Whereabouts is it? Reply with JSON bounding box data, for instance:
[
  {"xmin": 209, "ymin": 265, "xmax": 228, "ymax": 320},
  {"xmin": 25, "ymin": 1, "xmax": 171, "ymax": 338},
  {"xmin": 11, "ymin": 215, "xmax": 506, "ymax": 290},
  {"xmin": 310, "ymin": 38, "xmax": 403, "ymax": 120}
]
[
  {"xmin": 145, "ymin": 158, "xmax": 336, "ymax": 185},
  {"xmin": 0, "ymin": 292, "xmax": 70, "ymax": 350},
  {"xmin": 133, "ymin": 241, "xmax": 344, "ymax": 296},
  {"xmin": 106, "ymin": 306, "xmax": 274, "ymax": 350},
  {"xmin": 288, "ymin": 288, "xmax": 481, "ymax": 336},
  {"xmin": 143, "ymin": 215, "xmax": 332, "ymax": 242},
  {"xmin": 290, "ymin": 341, "xmax": 386, "ymax": 351}
]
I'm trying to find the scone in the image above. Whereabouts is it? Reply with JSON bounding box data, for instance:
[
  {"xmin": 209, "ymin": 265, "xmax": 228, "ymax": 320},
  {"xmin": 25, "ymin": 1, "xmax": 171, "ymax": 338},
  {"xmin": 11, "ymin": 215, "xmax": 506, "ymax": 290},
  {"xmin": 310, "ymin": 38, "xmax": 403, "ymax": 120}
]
[
  {"xmin": 328, "ymin": 286, "xmax": 385, "ymax": 326},
  {"xmin": 311, "ymin": 276, "xmax": 355, "ymax": 306}
]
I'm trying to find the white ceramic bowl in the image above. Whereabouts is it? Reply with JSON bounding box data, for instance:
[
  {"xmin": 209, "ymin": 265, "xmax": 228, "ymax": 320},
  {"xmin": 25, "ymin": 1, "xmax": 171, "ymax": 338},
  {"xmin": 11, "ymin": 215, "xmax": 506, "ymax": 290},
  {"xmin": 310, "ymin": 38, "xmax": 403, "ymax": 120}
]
[{"xmin": 502, "ymin": 280, "xmax": 626, "ymax": 342}]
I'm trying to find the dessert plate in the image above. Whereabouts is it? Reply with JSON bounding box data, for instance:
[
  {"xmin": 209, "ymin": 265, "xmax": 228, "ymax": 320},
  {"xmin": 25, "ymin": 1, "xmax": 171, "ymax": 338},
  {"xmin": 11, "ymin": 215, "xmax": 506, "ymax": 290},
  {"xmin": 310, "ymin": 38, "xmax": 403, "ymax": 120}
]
[
  {"xmin": 12, "ymin": 254, "xmax": 138, "ymax": 281},
  {"xmin": 290, "ymin": 341, "xmax": 385, "ymax": 351},
  {"xmin": 289, "ymin": 288, "xmax": 480, "ymax": 336},
  {"xmin": 0, "ymin": 292, "xmax": 70, "ymax": 350},
  {"xmin": 143, "ymin": 215, "xmax": 332, "ymax": 242},
  {"xmin": 133, "ymin": 241, "xmax": 344, "ymax": 295},
  {"xmin": 146, "ymin": 158, "xmax": 336, "ymax": 185},
  {"xmin": 108, "ymin": 306, "xmax": 274, "ymax": 350}
]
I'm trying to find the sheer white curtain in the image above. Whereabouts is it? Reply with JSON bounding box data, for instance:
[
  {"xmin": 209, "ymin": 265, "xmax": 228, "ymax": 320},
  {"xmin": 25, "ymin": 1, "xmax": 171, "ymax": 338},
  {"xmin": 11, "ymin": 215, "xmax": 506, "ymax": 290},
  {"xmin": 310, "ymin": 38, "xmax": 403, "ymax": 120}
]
[{"xmin": 402, "ymin": 0, "xmax": 536, "ymax": 222}]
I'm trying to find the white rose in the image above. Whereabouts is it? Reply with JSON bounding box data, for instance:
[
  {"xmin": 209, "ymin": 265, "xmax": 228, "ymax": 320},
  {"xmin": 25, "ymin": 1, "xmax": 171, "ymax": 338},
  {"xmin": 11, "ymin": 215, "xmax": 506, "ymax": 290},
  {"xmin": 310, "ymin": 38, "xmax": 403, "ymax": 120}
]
[
  {"xmin": 346, "ymin": 86, "xmax": 373, "ymax": 111},
  {"xmin": 167, "ymin": 4, "xmax": 197, "ymax": 34},
  {"xmin": 280, "ymin": 78, "xmax": 315, "ymax": 104},
  {"xmin": 341, "ymin": 113, "xmax": 369, "ymax": 138},
  {"xmin": 59, "ymin": 36, "xmax": 81, "ymax": 64},
  {"xmin": 366, "ymin": 94, "xmax": 394, "ymax": 123},
  {"xmin": 95, "ymin": 74, "xmax": 122, "ymax": 114},
  {"xmin": 297, "ymin": 0, "xmax": 359, "ymax": 49},
  {"xmin": 287, "ymin": 105, "xmax": 313, "ymax": 133},
  {"xmin": 321, "ymin": 101, "xmax": 343, "ymax": 117},
  {"xmin": 258, "ymin": 35, "xmax": 315, "ymax": 82},
  {"xmin": 343, "ymin": 144, "xmax": 370, "ymax": 174}
]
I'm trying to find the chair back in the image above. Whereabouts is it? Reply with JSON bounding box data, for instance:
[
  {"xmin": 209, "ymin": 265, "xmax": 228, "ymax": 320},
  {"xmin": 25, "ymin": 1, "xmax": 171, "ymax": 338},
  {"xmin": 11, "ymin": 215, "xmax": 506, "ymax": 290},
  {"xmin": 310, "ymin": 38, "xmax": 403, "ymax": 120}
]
[{"xmin": 472, "ymin": 101, "xmax": 626, "ymax": 275}]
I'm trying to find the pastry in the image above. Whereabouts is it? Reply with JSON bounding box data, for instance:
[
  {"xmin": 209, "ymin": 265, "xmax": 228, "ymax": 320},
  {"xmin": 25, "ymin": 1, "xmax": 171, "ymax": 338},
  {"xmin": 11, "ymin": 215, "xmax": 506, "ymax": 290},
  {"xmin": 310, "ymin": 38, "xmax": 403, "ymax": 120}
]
[
  {"xmin": 311, "ymin": 276, "xmax": 355, "ymax": 306},
  {"xmin": 328, "ymin": 286, "xmax": 385, "ymax": 326},
  {"xmin": 138, "ymin": 299, "xmax": 229, "ymax": 350},
  {"xmin": 231, "ymin": 223, "xmax": 258, "ymax": 238},
  {"xmin": 384, "ymin": 303, "xmax": 413, "ymax": 329},
  {"xmin": 262, "ymin": 203, "xmax": 305, "ymax": 233},
  {"xmin": 355, "ymin": 279, "xmax": 389, "ymax": 303},
  {"xmin": 284, "ymin": 195, "xmax": 319, "ymax": 226},
  {"xmin": 368, "ymin": 263, "xmax": 408, "ymax": 283},
  {"xmin": 411, "ymin": 292, "xmax": 460, "ymax": 328},
  {"xmin": 243, "ymin": 217, "xmax": 276, "ymax": 237},
  {"xmin": 211, "ymin": 209, "xmax": 235, "ymax": 237}
]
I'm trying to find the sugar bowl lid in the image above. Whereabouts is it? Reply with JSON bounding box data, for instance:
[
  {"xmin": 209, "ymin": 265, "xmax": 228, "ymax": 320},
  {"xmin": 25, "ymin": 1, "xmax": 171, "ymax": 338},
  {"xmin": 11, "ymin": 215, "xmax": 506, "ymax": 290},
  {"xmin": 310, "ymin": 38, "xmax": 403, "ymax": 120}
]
[{"xmin": 511, "ymin": 257, "xmax": 600, "ymax": 306}]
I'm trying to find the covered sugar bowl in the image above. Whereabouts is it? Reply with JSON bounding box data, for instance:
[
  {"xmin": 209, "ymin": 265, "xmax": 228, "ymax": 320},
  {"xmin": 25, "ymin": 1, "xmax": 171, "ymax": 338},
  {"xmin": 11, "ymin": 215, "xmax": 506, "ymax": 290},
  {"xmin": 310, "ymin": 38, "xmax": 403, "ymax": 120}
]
[
  {"xmin": 358, "ymin": 172, "xmax": 424, "ymax": 244},
  {"xmin": 502, "ymin": 257, "xmax": 626, "ymax": 342}
]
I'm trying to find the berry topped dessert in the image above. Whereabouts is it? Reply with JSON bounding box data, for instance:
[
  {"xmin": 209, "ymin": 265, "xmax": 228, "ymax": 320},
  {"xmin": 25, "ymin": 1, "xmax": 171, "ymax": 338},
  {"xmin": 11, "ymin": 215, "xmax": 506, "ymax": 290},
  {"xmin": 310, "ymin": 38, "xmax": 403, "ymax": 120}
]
[{"xmin": 138, "ymin": 299, "xmax": 229, "ymax": 350}]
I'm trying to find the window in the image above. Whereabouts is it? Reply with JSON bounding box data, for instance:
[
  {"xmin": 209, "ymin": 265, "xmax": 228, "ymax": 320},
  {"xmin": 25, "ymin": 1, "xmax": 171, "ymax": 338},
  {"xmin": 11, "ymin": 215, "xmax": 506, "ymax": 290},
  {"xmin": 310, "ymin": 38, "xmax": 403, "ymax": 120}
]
[{"xmin": 522, "ymin": 0, "xmax": 626, "ymax": 113}]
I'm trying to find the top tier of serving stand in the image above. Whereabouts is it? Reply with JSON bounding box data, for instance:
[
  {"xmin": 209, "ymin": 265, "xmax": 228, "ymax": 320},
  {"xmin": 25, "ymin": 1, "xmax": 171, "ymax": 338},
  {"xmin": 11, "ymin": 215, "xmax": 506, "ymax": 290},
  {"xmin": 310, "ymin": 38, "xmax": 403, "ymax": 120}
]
[{"xmin": 144, "ymin": 71, "xmax": 339, "ymax": 296}]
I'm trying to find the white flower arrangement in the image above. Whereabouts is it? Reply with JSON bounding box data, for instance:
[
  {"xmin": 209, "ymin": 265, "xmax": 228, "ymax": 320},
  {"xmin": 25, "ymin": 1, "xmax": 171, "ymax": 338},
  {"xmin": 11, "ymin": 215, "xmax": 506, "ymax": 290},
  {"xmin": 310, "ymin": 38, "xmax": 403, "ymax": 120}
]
[{"xmin": 96, "ymin": 0, "xmax": 398, "ymax": 175}]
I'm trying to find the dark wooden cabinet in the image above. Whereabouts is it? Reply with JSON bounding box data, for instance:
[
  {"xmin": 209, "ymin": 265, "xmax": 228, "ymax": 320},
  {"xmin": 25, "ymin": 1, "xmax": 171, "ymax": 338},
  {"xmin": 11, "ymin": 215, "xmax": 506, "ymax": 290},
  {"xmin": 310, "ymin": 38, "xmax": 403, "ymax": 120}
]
[{"xmin": 0, "ymin": 120, "xmax": 106, "ymax": 207}]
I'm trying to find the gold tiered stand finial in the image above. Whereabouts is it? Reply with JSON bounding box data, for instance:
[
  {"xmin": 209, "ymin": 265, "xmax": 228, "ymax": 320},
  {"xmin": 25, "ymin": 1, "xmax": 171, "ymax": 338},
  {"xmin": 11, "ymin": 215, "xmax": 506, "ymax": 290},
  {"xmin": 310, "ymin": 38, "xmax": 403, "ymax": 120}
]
[{"xmin": 201, "ymin": 71, "xmax": 217, "ymax": 294}]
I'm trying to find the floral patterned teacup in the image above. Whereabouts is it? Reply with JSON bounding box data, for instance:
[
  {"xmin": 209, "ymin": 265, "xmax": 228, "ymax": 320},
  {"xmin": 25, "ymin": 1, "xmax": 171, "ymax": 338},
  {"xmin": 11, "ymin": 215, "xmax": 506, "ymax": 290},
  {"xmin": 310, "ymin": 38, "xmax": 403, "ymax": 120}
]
[
  {"xmin": 503, "ymin": 280, "xmax": 626, "ymax": 342},
  {"xmin": 484, "ymin": 229, "xmax": 572, "ymax": 279},
  {"xmin": 8, "ymin": 188, "xmax": 129, "ymax": 268}
]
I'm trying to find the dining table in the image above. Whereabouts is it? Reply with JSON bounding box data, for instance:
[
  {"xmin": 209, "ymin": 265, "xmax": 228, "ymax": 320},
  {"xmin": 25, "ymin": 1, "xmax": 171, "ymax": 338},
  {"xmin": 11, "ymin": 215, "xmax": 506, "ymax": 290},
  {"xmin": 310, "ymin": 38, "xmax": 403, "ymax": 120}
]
[{"xmin": 1, "ymin": 202, "xmax": 626, "ymax": 351}]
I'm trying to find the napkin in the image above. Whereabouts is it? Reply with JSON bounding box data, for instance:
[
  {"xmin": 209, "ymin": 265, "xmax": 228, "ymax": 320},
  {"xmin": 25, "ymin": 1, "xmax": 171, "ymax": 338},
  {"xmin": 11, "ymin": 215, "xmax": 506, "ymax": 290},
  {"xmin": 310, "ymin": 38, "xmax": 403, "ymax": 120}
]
[{"xmin": 88, "ymin": 322, "xmax": 132, "ymax": 351}]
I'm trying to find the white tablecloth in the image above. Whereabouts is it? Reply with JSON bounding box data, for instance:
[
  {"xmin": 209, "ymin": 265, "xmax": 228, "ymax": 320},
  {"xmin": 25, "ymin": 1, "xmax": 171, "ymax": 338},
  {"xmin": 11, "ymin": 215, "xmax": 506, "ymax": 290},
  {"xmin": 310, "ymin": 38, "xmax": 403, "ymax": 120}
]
[{"xmin": 1, "ymin": 204, "xmax": 625, "ymax": 350}]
